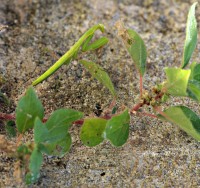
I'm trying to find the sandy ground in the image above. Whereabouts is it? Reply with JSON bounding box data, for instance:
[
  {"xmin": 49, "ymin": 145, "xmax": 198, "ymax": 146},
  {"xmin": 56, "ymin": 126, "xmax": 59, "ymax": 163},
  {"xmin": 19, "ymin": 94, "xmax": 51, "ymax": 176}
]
[{"xmin": 0, "ymin": 0, "xmax": 200, "ymax": 187}]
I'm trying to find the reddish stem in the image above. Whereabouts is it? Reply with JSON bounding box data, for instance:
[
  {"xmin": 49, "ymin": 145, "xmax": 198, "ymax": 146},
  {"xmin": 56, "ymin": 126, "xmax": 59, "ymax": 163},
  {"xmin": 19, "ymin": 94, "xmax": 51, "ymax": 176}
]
[
  {"xmin": 139, "ymin": 112, "xmax": 158, "ymax": 119},
  {"xmin": 0, "ymin": 112, "xmax": 113, "ymax": 127},
  {"xmin": 108, "ymin": 98, "xmax": 116, "ymax": 111},
  {"xmin": 0, "ymin": 113, "xmax": 48, "ymax": 123},
  {"xmin": 16, "ymin": 134, "xmax": 23, "ymax": 146},
  {"xmin": 155, "ymin": 92, "xmax": 164, "ymax": 101},
  {"xmin": 0, "ymin": 91, "xmax": 165, "ymax": 127},
  {"xmin": 131, "ymin": 102, "xmax": 143, "ymax": 113},
  {"xmin": 73, "ymin": 119, "xmax": 84, "ymax": 125},
  {"xmin": 42, "ymin": 117, "xmax": 48, "ymax": 123},
  {"xmin": 153, "ymin": 106, "xmax": 173, "ymax": 122},
  {"xmin": 0, "ymin": 113, "xmax": 15, "ymax": 120},
  {"xmin": 73, "ymin": 113, "xmax": 112, "ymax": 125}
]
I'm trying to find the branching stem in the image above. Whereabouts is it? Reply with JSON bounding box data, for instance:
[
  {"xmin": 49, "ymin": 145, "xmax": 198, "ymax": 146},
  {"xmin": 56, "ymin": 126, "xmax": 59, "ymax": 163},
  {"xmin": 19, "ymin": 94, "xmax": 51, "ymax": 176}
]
[
  {"xmin": 0, "ymin": 89, "xmax": 164, "ymax": 126},
  {"xmin": 131, "ymin": 102, "xmax": 144, "ymax": 112}
]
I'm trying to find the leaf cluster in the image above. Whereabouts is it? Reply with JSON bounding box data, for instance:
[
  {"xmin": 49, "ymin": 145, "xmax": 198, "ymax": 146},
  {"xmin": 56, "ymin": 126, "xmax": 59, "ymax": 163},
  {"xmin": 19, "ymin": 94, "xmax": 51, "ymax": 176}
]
[{"xmin": 15, "ymin": 87, "xmax": 83, "ymax": 184}]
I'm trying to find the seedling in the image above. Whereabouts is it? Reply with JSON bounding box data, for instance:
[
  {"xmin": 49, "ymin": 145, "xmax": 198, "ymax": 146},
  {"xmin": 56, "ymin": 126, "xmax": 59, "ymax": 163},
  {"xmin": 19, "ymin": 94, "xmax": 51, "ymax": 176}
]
[{"xmin": 0, "ymin": 2, "xmax": 199, "ymax": 184}]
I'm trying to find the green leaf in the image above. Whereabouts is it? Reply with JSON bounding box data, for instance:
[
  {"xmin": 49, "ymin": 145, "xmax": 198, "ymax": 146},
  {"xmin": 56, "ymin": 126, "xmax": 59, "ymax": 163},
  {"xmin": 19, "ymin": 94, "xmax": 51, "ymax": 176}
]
[
  {"xmin": 17, "ymin": 144, "xmax": 31, "ymax": 156},
  {"xmin": 160, "ymin": 106, "xmax": 200, "ymax": 141},
  {"xmin": 34, "ymin": 109, "xmax": 82, "ymax": 156},
  {"xmin": 104, "ymin": 109, "xmax": 130, "ymax": 147},
  {"xmin": 182, "ymin": 2, "xmax": 198, "ymax": 68},
  {"xmin": 51, "ymin": 132, "xmax": 72, "ymax": 156},
  {"xmin": 16, "ymin": 87, "xmax": 44, "ymax": 133},
  {"xmin": 187, "ymin": 80, "xmax": 200, "ymax": 101},
  {"xmin": 82, "ymin": 37, "xmax": 109, "ymax": 52},
  {"xmin": 79, "ymin": 60, "xmax": 116, "ymax": 97},
  {"xmin": 45, "ymin": 109, "xmax": 83, "ymax": 142},
  {"xmin": 189, "ymin": 62, "xmax": 200, "ymax": 81},
  {"xmin": 163, "ymin": 67, "xmax": 191, "ymax": 96},
  {"xmin": 80, "ymin": 118, "xmax": 107, "ymax": 147},
  {"xmin": 46, "ymin": 109, "xmax": 83, "ymax": 129},
  {"xmin": 161, "ymin": 94, "xmax": 170, "ymax": 103},
  {"xmin": 112, "ymin": 106, "xmax": 117, "ymax": 114},
  {"xmin": 26, "ymin": 148, "xmax": 43, "ymax": 184},
  {"xmin": 187, "ymin": 62, "xmax": 200, "ymax": 101},
  {"xmin": 40, "ymin": 132, "xmax": 72, "ymax": 157},
  {"xmin": 126, "ymin": 29, "xmax": 147, "ymax": 76},
  {"xmin": 115, "ymin": 21, "xmax": 147, "ymax": 76},
  {"xmin": 34, "ymin": 117, "xmax": 48, "ymax": 144},
  {"xmin": 5, "ymin": 121, "xmax": 17, "ymax": 138}
]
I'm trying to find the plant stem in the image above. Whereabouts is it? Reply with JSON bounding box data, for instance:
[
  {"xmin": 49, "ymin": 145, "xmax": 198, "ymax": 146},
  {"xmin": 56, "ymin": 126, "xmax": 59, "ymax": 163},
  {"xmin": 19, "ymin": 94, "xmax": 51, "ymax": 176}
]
[
  {"xmin": 16, "ymin": 134, "xmax": 23, "ymax": 147},
  {"xmin": 139, "ymin": 112, "xmax": 158, "ymax": 118},
  {"xmin": 0, "ymin": 91, "xmax": 164, "ymax": 126},
  {"xmin": 131, "ymin": 102, "xmax": 143, "ymax": 112},
  {"xmin": 73, "ymin": 119, "xmax": 84, "ymax": 125},
  {"xmin": 153, "ymin": 106, "xmax": 171, "ymax": 121},
  {"xmin": 0, "ymin": 112, "xmax": 112, "ymax": 127},
  {"xmin": 109, "ymin": 98, "xmax": 116, "ymax": 110},
  {"xmin": 154, "ymin": 92, "xmax": 164, "ymax": 101},
  {"xmin": 0, "ymin": 113, "xmax": 15, "ymax": 120}
]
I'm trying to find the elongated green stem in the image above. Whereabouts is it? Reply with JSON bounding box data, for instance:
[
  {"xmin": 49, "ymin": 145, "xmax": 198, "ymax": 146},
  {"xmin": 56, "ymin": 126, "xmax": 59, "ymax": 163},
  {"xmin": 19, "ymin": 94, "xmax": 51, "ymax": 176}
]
[{"xmin": 32, "ymin": 24, "xmax": 106, "ymax": 86}]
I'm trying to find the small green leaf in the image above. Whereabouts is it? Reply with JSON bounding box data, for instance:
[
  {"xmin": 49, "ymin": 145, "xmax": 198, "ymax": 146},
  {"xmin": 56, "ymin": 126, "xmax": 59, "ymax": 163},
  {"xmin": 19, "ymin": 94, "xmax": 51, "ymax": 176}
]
[
  {"xmin": 161, "ymin": 94, "xmax": 170, "ymax": 103},
  {"xmin": 34, "ymin": 117, "xmax": 48, "ymax": 144},
  {"xmin": 17, "ymin": 144, "xmax": 31, "ymax": 156},
  {"xmin": 182, "ymin": 2, "xmax": 198, "ymax": 68},
  {"xmin": 104, "ymin": 109, "xmax": 130, "ymax": 147},
  {"xmin": 5, "ymin": 121, "xmax": 16, "ymax": 137},
  {"xmin": 126, "ymin": 29, "xmax": 147, "ymax": 76},
  {"xmin": 25, "ymin": 173, "xmax": 32, "ymax": 185},
  {"xmin": 45, "ymin": 109, "xmax": 83, "ymax": 142},
  {"xmin": 34, "ymin": 109, "xmax": 82, "ymax": 156},
  {"xmin": 187, "ymin": 62, "xmax": 200, "ymax": 101},
  {"xmin": 189, "ymin": 62, "xmax": 200, "ymax": 81},
  {"xmin": 16, "ymin": 87, "xmax": 44, "ymax": 133},
  {"xmin": 46, "ymin": 109, "xmax": 83, "ymax": 129},
  {"xmin": 51, "ymin": 132, "xmax": 72, "ymax": 156},
  {"xmin": 80, "ymin": 118, "xmax": 107, "ymax": 147},
  {"xmin": 82, "ymin": 37, "xmax": 109, "ymax": 52},
  {"xmin": 115, "ymin": 21, "xmax": 147, "ymax": 76},
  {"xmin": 164, "ymin": 67, "xmax": 191, "ymax": 96},
  {"xmin": 187, "ymin": 80, "xmax": 200, "ymax": 101},
  {"xmin": 80, "ymin": 60, "xmax": 116, "ymax": 97},
  {"xmin": 40, "ymin": 133, "xmax": 72, "ymax": 157},
  {"xmin": 160, "ymin": 106, "xmax": 200, "ymax": 141},
  {"xmin": 26, "ymin": 148, "xmax": 43, "ymax": 184},
  {"xmin": 112, "ymin": 106, "xmax": 117, "ymax": 114}
]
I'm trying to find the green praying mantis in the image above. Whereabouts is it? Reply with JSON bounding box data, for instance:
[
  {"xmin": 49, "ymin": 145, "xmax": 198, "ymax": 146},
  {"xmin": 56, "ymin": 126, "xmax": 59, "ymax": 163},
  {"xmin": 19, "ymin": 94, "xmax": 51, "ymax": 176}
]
[
  {"xmin": 31, "ymin": 21, "xmax": 146, "ymax": 98},
  {"xmin": 32, "ymin": 24, "xmax": 109, "ymax": 86}
]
